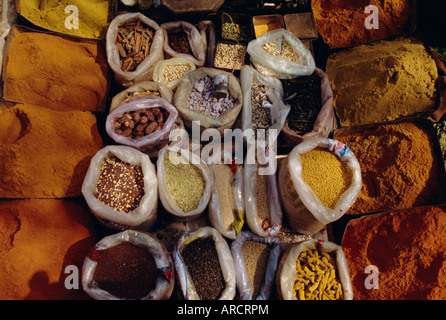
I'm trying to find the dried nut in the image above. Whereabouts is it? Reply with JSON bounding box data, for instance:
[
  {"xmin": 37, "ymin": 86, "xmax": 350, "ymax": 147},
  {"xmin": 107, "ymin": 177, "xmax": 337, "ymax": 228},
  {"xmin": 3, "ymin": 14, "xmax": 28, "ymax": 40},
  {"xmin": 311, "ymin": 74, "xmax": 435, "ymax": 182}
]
[{"xmin": 145, "ymin": 121, "xmax": 158, "ymax": 135}]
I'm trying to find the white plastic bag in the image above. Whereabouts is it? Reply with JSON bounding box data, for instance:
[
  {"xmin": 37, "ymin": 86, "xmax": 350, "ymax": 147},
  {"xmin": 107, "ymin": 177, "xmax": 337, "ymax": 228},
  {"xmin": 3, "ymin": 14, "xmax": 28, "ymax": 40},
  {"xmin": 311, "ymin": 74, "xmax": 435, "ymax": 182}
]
[
  {"xmin": 106, "ymin": 12, "xmax": 164, "ymax": 87},
  {"xmin": 278, "ymin": 138, "xmax": 362, "ymax": 234},
  {"xmin": 161, "ymin": 21, "xmax": 206, "ymax": 67},
  {"xmin": 156, "ymin": 146, "xmax": 212, "ymax": 221},
  {"xmin": 81, "ymin": 145, "xmax": 158, "ymax": 231},
  {"xmin": 152, "ymin": 57, "xmax": 196, "ymax": 90},
  {"xmin": 240, "ymin": 65, "xmax": 290, "ymax": 144},
  {"xmin": 247, "ymin": 28, "xmax": 315, "ymax": 79},
  {"xmin": 276, "ymin": 239, "xmax": 353, "ymax": 300},
  {"xmin": 106, "ymin": 96, "xmax": 179, "ymax": 155},
  {"xmin": 230, "ymin": 231, "xmax": 282, "ymax": 300},
  {"xmin": 82, "ymin": 229, "xmax": 175, "ymax": 300},
  {"xmin": 173, "ymin": 226, "xmax": 236, "ymax": 300}
]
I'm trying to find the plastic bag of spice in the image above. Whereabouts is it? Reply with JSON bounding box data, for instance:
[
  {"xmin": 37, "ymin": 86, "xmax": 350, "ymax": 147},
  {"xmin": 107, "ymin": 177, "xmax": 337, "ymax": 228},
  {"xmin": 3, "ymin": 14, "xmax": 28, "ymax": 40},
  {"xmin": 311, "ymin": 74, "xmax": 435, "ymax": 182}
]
[
  {"xmin": 110, "ymin": 81, "xmax": 173, "ymax": 112},
  {"xmin": 82, "ymin": 145, "xmax": 158, "ymax": 231},
  {"xmin": 276, "ymin": 239, "xmax": 353, "ymax": 300},
  {"xmin": 173, "ymin": 226, "xmax": 236, "ymax": 300},
  {"xmin": 247, "ymin": 28, "xmax": 315, "ymax": 79},
  {"xmin": 230, "ymin": 231, "xmax": 282, "ymax": 300},
  {"xmin": 106, "ymin": 96, "xmax": 179, "ymax": 157},
  {"xmin": 280, "ymin": 68, "xmax": 338, "ymax": 146},
  {"xmin": 278, "ymin": 138, "xmax": 362, "ymax": 235},
  {"xmin": 82, "ymin": 229, "xmax": 175, "ymax": 300},
  {"xmin": 160, "ymin": 21, "xmax": 206, "ymax": 67},
  {"xmin": 156, "ymin": 146, "xmax": 212, "ymax": 221},
  {"xmin": 240, "ymin": 65, "xmax": 290, "ymax": 144},
  {"xmin": 173, "ymin": 67, "xmax": 243, "ymax": 135},
  {"xmin": 153, "ymin": 57, "xmax": 196, "ymax": 91},
  {"xmin": 202, "ymin": 146, "xmax": 245, "ymax": 240},
  {"xmin": 106, "ymin": 12, "xmax": 164, "ymax": 88}
]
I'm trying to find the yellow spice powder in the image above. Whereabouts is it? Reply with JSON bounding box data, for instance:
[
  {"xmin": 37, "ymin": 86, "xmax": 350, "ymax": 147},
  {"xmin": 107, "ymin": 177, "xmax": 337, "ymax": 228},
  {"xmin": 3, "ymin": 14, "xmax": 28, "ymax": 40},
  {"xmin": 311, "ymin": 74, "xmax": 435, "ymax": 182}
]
[{"xmin": 300, "ymin": 148, "xmax": 352, "ymax": 208}]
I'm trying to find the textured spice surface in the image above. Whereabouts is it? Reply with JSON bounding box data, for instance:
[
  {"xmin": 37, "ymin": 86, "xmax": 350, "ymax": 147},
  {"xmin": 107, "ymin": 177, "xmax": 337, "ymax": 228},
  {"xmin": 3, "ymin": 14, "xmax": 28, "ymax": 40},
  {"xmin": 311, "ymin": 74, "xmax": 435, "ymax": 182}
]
[
  {"xmin": 255, "ymin": 170, "xmax": 270, "ymax": 230},
  {"xmin": 164, "ymin": 153, "xmax": 205, "ymax": 212},
  {"xmin": 95, "ymin": 155, "xmax": 145, "ymax": 213},
  {"xmin": 342, "ymin": 206, "xmax": 446, "ymax": 300},
  {"xmin": 182, "ymin": 237, "xmax": 225, "ymax": 300},
  {"xmin": 212, "ymin": 164, "xmax": 237, "ymax": 231},
  {"xmin": 0, "ymin": 104, "xmax": 103, "ymax": 198},
  {"xmin": 4, "ymin": 30, "xmax": 110, "ymax": 112},
  {"xmin": 93, "ymin": 242, "xmax": 157, "ymax": 299},
  {"xmin": 326, "ymin": 38, "xmax": 438, "ymax": 127},
  {"xmin": 168, "ymin": 31, "xmax": 192, "ymax": 55},
  {"xmin": 336, "ymin": 121, "xmax": 443, "ymax": 214},
  {"xmin": 0, "ymin": 199, "xmax": 96, "ymax": 300},
  {"xmin": 301, "ymin": 147, "xmax": 352, "ymax": 209},
  {"xmin": 242, "ymin": 241, "xmax": 270, "ymax": 297},
  {"xmin": 312, "ymin": 0, "xmax": 416, "ymax": 49}
]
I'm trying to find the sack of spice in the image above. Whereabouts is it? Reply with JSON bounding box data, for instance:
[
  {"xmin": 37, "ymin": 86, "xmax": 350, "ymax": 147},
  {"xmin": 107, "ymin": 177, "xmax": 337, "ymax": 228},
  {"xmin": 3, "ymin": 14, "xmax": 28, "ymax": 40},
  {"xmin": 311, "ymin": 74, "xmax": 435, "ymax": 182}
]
[
  {"xmin": 173, "ymin": 226, "xmax": 236, "ymax": 300},
  {"xmin": 106, "ymin": 96, "xmax": 179, "ymax": 156},
  {"xmin": 82, "ymin": 145, "xmax": 158, "ymax": 231},
  {"xmin": 280, "ymin": 68, "xmax": 337, "ymax": 146},
  {"xmin": 276, "ymin": 239, "xmax": 353, "ymax": 300},
  {"xmin": 247, "ymin": 28, "xmax": 315, "ymax": 79},
  {"xmin": 82, "ymin": 229, "xmax": 175, "ymax": 300},
  {"xmin": 203, "ymin": 146, "xmax": 245, "ymax": 240},
  {"xmin": 278, "ymin": 138, "xmax": 362, "ymax": 235},
  {"xmin": 240, "ymin": 65, "xmax": 290, "ymax": 144},
  {"xmin": 106, "ymin": 12, "xmax": 164, "ymax": 87},
  {"xmin": 174, "ymin": 67, "xmax": 243, "ymax": 135},
  {"xmin": 110, "ymin": 81, "xmax": 173, "ymax": 112},
  {"xmin": 161, "ymin": 20, "xmax": 206, "ymax": 67},
  {"xmin": 230, "ymin": 231, "xmax": 282, "ymax": 300},
  {"xmin": 244, "ymin": 147, "xmax": 283, "ymax": 238},
  {"xmin": 157, "ymin": 146, "xmax": 212, "ymax": 221},
  {"xmin": 153, "ymin": 57, "xmax": 196, "ymax": 91}
]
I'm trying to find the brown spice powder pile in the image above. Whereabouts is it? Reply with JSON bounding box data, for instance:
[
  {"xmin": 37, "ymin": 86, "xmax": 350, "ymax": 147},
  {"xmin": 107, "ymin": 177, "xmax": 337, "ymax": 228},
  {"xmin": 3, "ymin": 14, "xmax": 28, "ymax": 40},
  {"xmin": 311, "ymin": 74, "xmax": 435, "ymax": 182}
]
[{"xmin": 342, "ymin": 206, "xmax": 446, "ymax": 300}]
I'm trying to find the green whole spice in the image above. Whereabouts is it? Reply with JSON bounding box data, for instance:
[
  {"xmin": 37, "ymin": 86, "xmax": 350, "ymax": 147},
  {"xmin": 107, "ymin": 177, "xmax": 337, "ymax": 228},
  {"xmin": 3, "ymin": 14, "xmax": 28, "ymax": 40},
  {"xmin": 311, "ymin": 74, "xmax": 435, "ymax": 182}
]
[
  {"xmin": 163, "ymin": 152, "xmax": 205, "ymax": 212},
  {"xmin": 181, "ymin": 237, "xmax": 225, "ymax": 300}
]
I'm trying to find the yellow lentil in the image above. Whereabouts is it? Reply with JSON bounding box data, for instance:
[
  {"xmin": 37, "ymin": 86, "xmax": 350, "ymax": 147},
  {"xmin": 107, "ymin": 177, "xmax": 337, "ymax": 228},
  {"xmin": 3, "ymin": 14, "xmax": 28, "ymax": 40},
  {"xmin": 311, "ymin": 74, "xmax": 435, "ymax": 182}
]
[
  {"xmin": 300, "ymin": 147, "xmax": 352, "ymax": 209},
  {"xmin": 163, "ymin": 152, "xmax": 205, "ymax": 212}
]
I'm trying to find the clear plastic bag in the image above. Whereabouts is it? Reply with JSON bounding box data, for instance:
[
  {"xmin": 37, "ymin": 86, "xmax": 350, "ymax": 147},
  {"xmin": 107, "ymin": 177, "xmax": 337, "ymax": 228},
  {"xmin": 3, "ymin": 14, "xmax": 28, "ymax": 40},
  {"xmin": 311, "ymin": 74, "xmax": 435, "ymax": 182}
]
[
  {"xmin": 82, "ymin": 229, "xmax": 175, "ymax": 300},
  {"xmin": 106, "ymin": 12, "xmax": 164, "ymax": 87},
  {"xmin": 247, "ymin": 28, "xmax": 315, "ymax": 79},
  {"xmin": 81, "ymin": 145, "xmax": 158, "ymax": 231},
  {"xmin": 276, "ymin": 239, "xmax": 353, "ymax": 300},
  {"xmin": 230, "ymin": 231, "xmax": 282, "ymax": 300},
  {"xmin": 173, "ymin": 226, "xmax": 236, "ymax": 300},
  {"xmin": 160, "ymin": 20, "xmax": 206, "ymax": 67},
  {"xmin": 278, "ymin": 138, "xmax": 362, "ymax": 234},
  {"xmin": 156, "ymin": 146, "xmax": 212, "ymax": 221},
  {"xmin": 105, "ymin": 96, "xmax": 179, "ymax": 155}
]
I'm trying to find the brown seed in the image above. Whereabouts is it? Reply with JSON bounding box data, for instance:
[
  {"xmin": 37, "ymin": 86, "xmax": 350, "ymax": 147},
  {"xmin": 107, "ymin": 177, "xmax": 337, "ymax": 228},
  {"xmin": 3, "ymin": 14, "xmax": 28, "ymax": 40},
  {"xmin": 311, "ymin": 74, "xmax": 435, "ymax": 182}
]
[
  {"xmin": 145, "ymin": 122, "xmax": 158, "ymax": 135},
  {"xmin": 136, "ymin": 123, "xmax": 148, "ymax": 132}
]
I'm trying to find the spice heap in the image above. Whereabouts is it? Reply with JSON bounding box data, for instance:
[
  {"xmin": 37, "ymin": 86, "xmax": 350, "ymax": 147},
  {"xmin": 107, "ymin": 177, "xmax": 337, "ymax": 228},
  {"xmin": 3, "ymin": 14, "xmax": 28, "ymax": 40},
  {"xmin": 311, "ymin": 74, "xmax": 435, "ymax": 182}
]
[
  {"xmin": 181, "ymin": 238, "xmax": 225, "ymax": 300},
  {"xmin": 300, "ymin": 147, "xmax": 352, "ymax": 209},
  {"xmin": 168, "ymin": 31, "xmax": 193, "ymax": 55},
  {"xmin": 255, "ymin": 171, "xmax": 271, "ymax": 230},
  {"xmin": 222, "ymin": 21, "xmax": 251, "ymax": 41},
  {"xmin": 214, "ymin": 42, "xmax": 247, "ymax": 70},
  {"xmin": 160, "ymin": 63, "xmax": 192, "ymax": 84},
  {"xmin": 283, "ymin": 73, "xmax": 322, "ymax": 135},
  {"xmin": 326, "ymin": 37, "xmax": 438, "ymax": 127},
  {"xmin": 4, "ymin": 29, "xmax": 110, "ymax": 112},
  {"xmin": 251, "ymin": 82, "xmax": 272, "ymax": 135},
  {"xmin": 188, "ymin": 75, "xmax": 236, "ymax": 117},
  {"xmin": 93, "ymin": 242, "xmax": 158, "ymax": 299},
  {"xmin": 262, "ymin": 41, "xmax": 300, "ymax": 62},
  {"xmin": 113, "ymin": 107, "xmax": 169, "ymax": 139},
  {"xmin": 116, "ymin": 20, "xmax": 155, "ymax": 72},
  {"xmin": 336, "ymin": 121, "xmax": 443, "ymax": 214},
  {"xmin": 342, "ymin": 206, "xmax": 446, "ymax": 300},
  {"xmin": 163, "ymin": 153, "xmax": 205, "ymax": 212},
  {"xmin": 242, "ymin": 241, "xmax": 270, "ymax": 297},
  {"xmin": 212, "ymin": 164, "xmax": 238, "ymax": 232},
  {"xmin": 293, "ymin": 249, "xmax": 343, "ymax": 300},
  {"xmin": 95, "ymin": 154, "xmax": 145, "ymax": 213}
]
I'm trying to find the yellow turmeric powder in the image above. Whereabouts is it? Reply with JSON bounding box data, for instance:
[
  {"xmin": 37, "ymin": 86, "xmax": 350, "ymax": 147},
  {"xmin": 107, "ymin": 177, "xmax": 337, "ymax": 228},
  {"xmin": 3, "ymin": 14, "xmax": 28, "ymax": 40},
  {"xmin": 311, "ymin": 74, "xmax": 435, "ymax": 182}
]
[
  {"xmin": 3, "ymin": 27, "xmax": 110, "ymax": 112},
  {"xmin": 18, "ymin": 0, "xmax": 111, "ymax": 39}
]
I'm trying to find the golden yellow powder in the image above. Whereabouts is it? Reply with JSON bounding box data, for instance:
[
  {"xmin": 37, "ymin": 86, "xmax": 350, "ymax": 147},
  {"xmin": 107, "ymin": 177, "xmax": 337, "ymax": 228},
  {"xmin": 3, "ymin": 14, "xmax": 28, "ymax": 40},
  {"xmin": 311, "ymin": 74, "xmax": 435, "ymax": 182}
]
[{"xmin": 300, "ymin": 148, "xmax": 352, "ymax": 208}]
